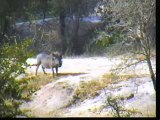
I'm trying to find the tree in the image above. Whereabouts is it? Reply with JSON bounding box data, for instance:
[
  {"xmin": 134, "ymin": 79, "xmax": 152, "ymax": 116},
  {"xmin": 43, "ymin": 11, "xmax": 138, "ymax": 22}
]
[
  {"xmin": 131, "ymin": 0, "xmax": 156, "ymax": 91},
  {"xmin": 66, "ymin": 0, "xmax": 101, "ymax": 55},
  {"xmin": 0, "ymin": 0, "xmax": 37, "ymax": 44},
  {"xmin": 51, "ymin": 0, "xmax": 101, "ymax": 55},
  {"xmin": 95, "ymin": 0, "xmax": 156, "ymax": 91}
]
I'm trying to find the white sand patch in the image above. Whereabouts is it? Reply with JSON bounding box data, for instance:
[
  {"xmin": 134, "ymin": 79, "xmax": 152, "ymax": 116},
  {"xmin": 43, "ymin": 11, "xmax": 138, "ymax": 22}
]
[
  {"xmin": 20, "ymin": 56, "xmax": 156, "ymax": 117},
  {"xmin": 62, "ymin": 77, "xmax": 156, "ymax": 117}
]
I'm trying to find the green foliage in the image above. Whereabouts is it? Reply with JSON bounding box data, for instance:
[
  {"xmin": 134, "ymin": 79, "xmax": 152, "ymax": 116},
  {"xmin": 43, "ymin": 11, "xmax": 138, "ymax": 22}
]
[
  {"xmin": 96, "ymin": 34, "xmax": 113, "ymax": 48},
  {"xmin": 112, "ymin": 30, "xmax": 127, "ymax": 43},
  {"xmin": 0, "ymin": 38, "xmax": 34, "ymax": 117},
  {"xmin": 95, "ymin": 29, "xmax": 127, "ymax": 47}
]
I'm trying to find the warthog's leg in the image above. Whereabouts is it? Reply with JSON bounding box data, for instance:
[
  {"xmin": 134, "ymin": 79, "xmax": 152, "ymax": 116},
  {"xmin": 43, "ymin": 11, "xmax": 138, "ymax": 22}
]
[
  {"xmin": 55, "ymin": 66, "xmax": 58, "ymax": 75},
  {"xmin": 52, "ymin": 67, "xmax": 55, "ymax": 77},
  {"xmin": 42, "ymin": 66, "xmax": 47, "ymax": 74},
  {"xmin": 36, "ymin": 65, "xmax": 40, "ymax": 76}
]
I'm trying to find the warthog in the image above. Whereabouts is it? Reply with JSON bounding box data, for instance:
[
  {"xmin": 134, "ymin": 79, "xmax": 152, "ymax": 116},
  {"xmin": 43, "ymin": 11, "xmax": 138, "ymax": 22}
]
[{"xmin": 35, "ymin": 52, "xmax": 62, "ymax": 77}]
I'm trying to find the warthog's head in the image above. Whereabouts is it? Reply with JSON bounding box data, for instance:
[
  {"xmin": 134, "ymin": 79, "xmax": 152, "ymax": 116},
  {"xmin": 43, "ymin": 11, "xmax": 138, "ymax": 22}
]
[{"xmin": 52, "ymin": 52, "xmax": 63, "ymax": 67}]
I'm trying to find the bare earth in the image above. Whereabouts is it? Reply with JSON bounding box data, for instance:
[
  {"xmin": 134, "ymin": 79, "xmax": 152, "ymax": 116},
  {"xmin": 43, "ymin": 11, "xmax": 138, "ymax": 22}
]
[{"xmin": 19, "ymin": 56, "xmax": 156, "ymax": 117}]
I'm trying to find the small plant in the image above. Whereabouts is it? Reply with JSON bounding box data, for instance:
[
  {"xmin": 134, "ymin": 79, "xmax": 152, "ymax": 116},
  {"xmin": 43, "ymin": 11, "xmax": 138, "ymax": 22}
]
[{"xmin": 103, "ymin": 94, "xmax": 142, "ymax": 117}]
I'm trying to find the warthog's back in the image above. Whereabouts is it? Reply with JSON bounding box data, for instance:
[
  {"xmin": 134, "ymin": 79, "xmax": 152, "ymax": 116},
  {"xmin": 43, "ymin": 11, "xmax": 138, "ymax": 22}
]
[{"xmin": 36, "ymin": 53, "xmax": 59, "ymax": 68}]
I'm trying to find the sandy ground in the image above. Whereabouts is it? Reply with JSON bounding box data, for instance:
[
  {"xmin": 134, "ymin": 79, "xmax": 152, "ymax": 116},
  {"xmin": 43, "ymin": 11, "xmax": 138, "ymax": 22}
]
[{"xmin": 19, "ymin": 56, "xmax": 156, "ymax": 117}]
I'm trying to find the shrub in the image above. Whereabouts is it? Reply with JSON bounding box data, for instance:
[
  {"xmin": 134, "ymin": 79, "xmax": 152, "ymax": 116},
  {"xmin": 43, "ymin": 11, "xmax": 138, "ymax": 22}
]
[{"xmin": 0, "ymin": 38, "xmax": 34, "ymax": 117}]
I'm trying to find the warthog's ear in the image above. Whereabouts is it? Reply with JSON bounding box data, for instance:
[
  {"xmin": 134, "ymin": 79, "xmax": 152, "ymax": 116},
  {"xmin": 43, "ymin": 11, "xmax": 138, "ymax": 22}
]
[
  {"xmin": 59, "ymin": 53, "xmax": 63, "ymax": 58},
  {"xmin": 51, "ymin": 52, "xmax": 57, "ymax": 56},
  {"xmin": 51, "ymin": 51, "xmax": 62, "ymax": 58}
]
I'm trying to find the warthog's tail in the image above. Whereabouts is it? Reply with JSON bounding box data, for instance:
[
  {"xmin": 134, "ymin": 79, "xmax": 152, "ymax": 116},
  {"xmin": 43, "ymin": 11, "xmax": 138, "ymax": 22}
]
[
  {"xmin": 24, "ymin": 64, "xmax": 38, "ymax": 68},
  {"xmin": 29, "ymin": 64, "xmax": 38, "ymax": 66}
]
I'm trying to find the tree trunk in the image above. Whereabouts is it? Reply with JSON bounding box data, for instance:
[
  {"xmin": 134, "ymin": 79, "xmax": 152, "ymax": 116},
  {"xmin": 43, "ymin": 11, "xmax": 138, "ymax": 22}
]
[
  {"xmin": 3, "ymin": 16, "xmax": 10, "ymax": 35},
  {"xmin": 71, "ymin": 16, "xmax": 80, "ymax": 55},
  {"xmin": 42, "ymin": 0, "xmax": 47, "ymax": 22},
  {"xmin": 59, "ymin": 11, "xmax": 66, "ymax": 54},
  {"xmin": 146, "ymin": 56, "xmax": 156, "ymax": 92}
]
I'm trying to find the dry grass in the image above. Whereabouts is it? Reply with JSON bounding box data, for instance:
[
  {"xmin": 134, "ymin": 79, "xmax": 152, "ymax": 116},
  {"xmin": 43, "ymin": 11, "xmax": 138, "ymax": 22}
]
[
  {"xmin": 73, "ymin": 73, "xmax": 145, "ymax": 102},
  {"xmin": 17, "ymin": 72, "xmax": 86, "ymax": 101},
  {"xmin": 102, "ymin": 73, "xmax": 149, "ymax": 83},
  {"xmin": 17, "ymin": 73, "xmax": 55, "ymax": 101},
  {"xmin": 74, "ymin": 80, "xmax": 104, "ymax": 101},
  {"xmin": 139, "ymin": 105, "xmax": 156, "ymax": 117}
]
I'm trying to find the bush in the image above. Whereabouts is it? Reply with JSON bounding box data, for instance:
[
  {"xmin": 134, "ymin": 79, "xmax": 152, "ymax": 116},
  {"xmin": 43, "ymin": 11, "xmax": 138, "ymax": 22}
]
[{"xmin": 0, "ymin": 38, "xmax": 34, "ymax": 117}]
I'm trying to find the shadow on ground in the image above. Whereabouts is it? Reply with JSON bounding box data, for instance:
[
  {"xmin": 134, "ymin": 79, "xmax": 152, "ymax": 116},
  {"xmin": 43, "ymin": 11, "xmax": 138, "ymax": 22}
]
[
  {"xmin": 56, "ymin": 72, "xmax": 87, "ymax": 77},
  {"xmin": 27, "ymin": 72, "xmax": 87, "ymax": 79}
]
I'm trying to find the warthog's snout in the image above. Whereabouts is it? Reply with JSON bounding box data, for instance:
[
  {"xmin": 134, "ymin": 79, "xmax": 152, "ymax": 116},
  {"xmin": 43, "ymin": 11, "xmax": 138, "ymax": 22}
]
[
  {"xmin": 59, "ymin": 59, "xmax": 62, "ymax": 67},
  {"xmin": 52, "ymin": 52, "xmax": 62, "ymax": 67}
]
